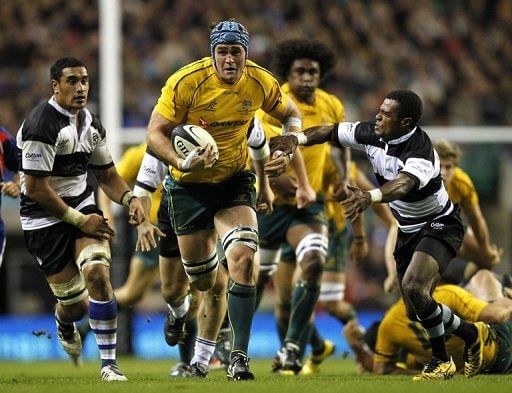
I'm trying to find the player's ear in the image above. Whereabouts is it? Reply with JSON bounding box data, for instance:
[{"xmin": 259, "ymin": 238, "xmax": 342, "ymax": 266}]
[
  {"xmin": 51, "ymin": 79, "xmax": 59, "ymax": 95},
  {"xmin": 401, "ymin": 117, "xmax": 412, "ymax": 128}
]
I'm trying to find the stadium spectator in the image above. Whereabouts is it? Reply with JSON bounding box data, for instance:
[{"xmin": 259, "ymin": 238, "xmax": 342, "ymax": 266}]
[
  {"xmin": 16, "ymin": 56, "xmax": 144, "ymax": 381},
  {"xmin": 144, "ymin": 19, "xmax": 299, "ymax": 381},
  {"xmin": 267, "ymin": 90, "xmax": 488, "ymax": 380},
  {"xmin": 1, "ymin": 1, "xmax": 511, "ymax": 134}
]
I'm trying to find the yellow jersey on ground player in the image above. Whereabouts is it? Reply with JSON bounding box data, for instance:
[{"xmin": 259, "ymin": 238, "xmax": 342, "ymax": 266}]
[
  {"xmin": 374, "ymin": 284, "xmax": 489, "ymax": 370},
  {"xmin": 155, "ymin": 57, "xmax": 288, "ymax": 184},
  {"xmin": 257, "ymin": 83, "xmax": 345, "ymax": 205}
]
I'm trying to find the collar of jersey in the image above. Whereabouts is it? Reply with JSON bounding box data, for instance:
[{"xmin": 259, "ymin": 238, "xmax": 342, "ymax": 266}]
[
  {"xmin": 381, "ymin": 126, "xmax": 417, "ymax": 145},
  {"xmin": 48, "ymin": 96, "xmax": 83, "ymax": 118}
]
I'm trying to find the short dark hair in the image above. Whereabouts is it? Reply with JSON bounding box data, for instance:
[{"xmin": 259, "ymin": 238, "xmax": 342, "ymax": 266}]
[
  {"xmin": 50, "ymin": 57, "xmax": 86, "ymax": 81},
  {"xmin": 274, "ymin": 39, "xmax": 336, "ymax": 81},
  {"xmin": 385, "ymin": 90, "xmax": 423, "ymax": 127}
]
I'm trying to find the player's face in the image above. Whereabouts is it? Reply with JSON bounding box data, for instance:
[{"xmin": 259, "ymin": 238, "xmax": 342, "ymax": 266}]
[
  {"xmin": 287, "ymin": 59, "xmax": 320, "ymax": 103},
  {"xmin": 214, "ymin": 44, "xmax": 246, "ymax": 85},
  {"xmin": 374, "ymin": 98, "xmax": 407, "ymax": 140},
  {"xmin": 440, "ymin": 157, "xmax": 456, "ymax": 184},
  {"xmin": 52, "ymin": 66, "xmax": 89, "ymax": 114}
]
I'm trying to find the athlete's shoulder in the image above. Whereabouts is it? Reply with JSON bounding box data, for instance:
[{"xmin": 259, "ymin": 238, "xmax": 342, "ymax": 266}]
[
  {"xmin": 167, "ymin": 58, "xmax": 214, "ymax": 86},
  {"xmin": 21, "ymin": 101, "xmax": 65, "ymax": 144},
  {"xmin": 452, "ymin": 167, "xmax": 475, "ymax": 189},
  {"xmin": 245, "ymin": 60, "xmax": 279, "ymax": 86},
  {"xmin": 90, "ymin": 111, "xmax": 106, "ymax": 138}
]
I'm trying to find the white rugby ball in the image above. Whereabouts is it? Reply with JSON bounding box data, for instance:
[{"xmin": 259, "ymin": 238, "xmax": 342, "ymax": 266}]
[{"xmin": 171, "ymin": 124, "xmax": 219, "ymax": 161}]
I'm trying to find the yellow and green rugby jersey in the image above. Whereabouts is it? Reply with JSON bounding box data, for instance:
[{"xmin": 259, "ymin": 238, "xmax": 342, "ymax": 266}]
[
  {"xmin": 445, "ymin": 166, "xmax": 479, "ymax": 209},
  {"xmin": 117, "ymin": 143, "xmax": 162, "ymax": 224},
  {"xmin": 155, "ymin": 57, "xmax": 288, "ymax": 184},
  {"xmin": 257, "ymin": 83, "xmax": 345, "ymax": 205},
  {"xmin": 323, "ymin": 156, "xmax": 358, "ymax": 232},
  {"xmin": 374, "ymin": 285, "xmax": 489, "ymax": 370}
]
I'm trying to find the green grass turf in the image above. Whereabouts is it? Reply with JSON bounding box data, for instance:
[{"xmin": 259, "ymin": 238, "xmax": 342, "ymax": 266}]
[{"xmin": 0, "ymin": 357, "xmax": 509, "ymax": 393}]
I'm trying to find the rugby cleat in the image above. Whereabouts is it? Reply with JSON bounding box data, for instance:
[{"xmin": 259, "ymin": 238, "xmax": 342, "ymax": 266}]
[
  {"xmin": 189, "ymin": 362, "xmax": 209, "ymax": 378},
  {"xmin": 57, "ymin": 324, "xmax": 82, "ymax": 359},
  {"xmin": 170, "ymin": 362, "xmax": 191, "ymax": 377},
  {"xmin": 277, "ymin": 343, "xmax": 302, "ymax": 375},
  {"xmin": 101, "ymin": 364, "xmax": 128, "ymax": 381},
  {"xmin": 464, "ymin": 321, "xmax": 487, "ymax": 378},
  {"xmin": 301, "ymin": 339, "xmax": 336, "ymax": 375},
  {"xmin": 227, "ymin": 353, "xmax": 254, "ymax": 381},
  {"xmin": 163, "ymin": 311, "xmax": 187, "ymax": 346},
  {"xmin": 412, "ymin": 356, "xmax": 456, "ymax": 381}
]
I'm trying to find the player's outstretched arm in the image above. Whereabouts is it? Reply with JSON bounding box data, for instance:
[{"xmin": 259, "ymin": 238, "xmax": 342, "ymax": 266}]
[{"xmin": 94, "ymin": 166, "xmax": 145, "ymax": 226}]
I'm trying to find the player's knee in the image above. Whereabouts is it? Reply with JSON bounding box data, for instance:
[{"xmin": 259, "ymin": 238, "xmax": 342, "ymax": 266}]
[
  {"xmin": 258, "ymin": 248, "xmax": 280, "ymax": 279},
  {"xmin": 300, "ymin": 255, "xmax": 325, "ymax": 281},
  {"xmin": 50, "ymin": 274, "xmax": 89, "ymax": 312},
  {"xmin": 296, "ymin": 233, "xmax": 328, "ymax": 279},
  {"xmin": 401, "ymin": 275, "xmax": 427, "ymax": 302},
  {"xmin": 190, "ymin": 273, "xmax": 216, "ymax": 292},
  {"xmin": 222, "ymin": 225, "xmax": 258, "ymax": 258},
  {"xmin": 182, "ymin": 251, "xmax": 219, "ymax": 291}
]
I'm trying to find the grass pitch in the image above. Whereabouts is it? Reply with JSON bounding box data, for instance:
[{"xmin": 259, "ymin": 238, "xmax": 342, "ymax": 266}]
[{"xmin": 0, "ymin": 357, "xmax": 509, "ymax": 393}]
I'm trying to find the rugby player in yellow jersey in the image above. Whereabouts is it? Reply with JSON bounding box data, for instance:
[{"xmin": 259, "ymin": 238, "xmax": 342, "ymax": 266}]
[
  {"xmin": 345, "ymin": 269, "xmax": 512, "ymax": 376},
  {"xmin": 434, "ymin": 140, "xmax": 502, "ymax": 273},
  {"xmin": 255, "ymin": 38, "xmax": 346, "ymax": 374},
  {"xmin": 145, "ymin": 20, "xmax": 301, "ymax": 381}
]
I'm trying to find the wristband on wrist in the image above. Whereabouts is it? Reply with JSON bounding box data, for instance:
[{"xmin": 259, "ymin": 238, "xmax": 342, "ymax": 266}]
[
  {"xmin": 283, "ymin": 117, "xmax": 302, "ymax": 134},
  {"xmin": 368, "ymin": 188, "xmax": 382, "ymax": 203},
  {"xmin": 61, "ymin": 207, "xmax": 86, "ymax": 227},
  {"xmin": 121, "ymin": 190, "xmax": 136, "ymax": 207},
  {"xmin": 294, "ymin": 132, "xmax": 307, "ymax": 145}
]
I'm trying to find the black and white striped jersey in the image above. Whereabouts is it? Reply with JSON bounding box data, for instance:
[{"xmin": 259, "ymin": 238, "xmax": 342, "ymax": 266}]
[
  {"xmin": 17, "ymin": 97, "xmax": 114, "ymax": 230},
  {"xmin": 134, "ymin": 117, "xmax": 268, "ymax": 198},
  {"xmin": 333, "ymin": 121, "xmax": 452, "ymax": 233}
]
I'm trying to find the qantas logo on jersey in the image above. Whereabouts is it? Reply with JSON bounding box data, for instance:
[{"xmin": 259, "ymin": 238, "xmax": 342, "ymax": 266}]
[{"xmin": 209, "ymin": 120, "xmax": 249, "ymax": 127}]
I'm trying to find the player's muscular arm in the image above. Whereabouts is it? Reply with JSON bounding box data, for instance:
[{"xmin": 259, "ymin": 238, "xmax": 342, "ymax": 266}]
[
  {"xmin": 146, "ymin": 110, "xmax": 181, "ymax": 168},
  {"xmin": 342, "ymin": 173, "xmax": 415, "ymax": 222},
  {"xmin": 94, "ymin": 166, "xmax": 132, "ymax": 208},
  {"xmin": 25, "ymin": 174, "xmax": 73, "ymax": 218},
  {"xmin": 25, "ymin": 174, "xmax": 115, "ymax": 240}
]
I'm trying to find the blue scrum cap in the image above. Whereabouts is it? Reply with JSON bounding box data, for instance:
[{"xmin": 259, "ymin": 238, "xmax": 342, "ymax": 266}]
[{"xmin": 210, "ymin": 20, "xmax": 249, "ymax": 57}]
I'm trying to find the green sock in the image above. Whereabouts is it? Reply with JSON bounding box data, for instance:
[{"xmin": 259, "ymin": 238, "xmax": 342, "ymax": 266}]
[
  {"xmin": 227, "ymin": 280, "xmax": 256, "ymax": 355},
  {"xmin": 254, "ymin": 274, "xmax": 271, "ymax": 312},
  {"xmin": 275, "ymin": 314, "xmax": 288, "ymax": 346},
  {"xmin": 178, "ymin": 318, "xmax": 197, "ymax": 364},
  {"xmin": 310, "ymin": 325, "xmax": 325, "ymax": 355},
  {"xmin": 298, "ymin": 322, "xmax": 313, "ymax": 360},
  {"xmin": 285, "ymin": 280, "xmax": 320, "ymax": 345}
]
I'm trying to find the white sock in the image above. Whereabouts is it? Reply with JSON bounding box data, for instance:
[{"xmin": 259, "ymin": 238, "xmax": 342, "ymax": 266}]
[
  {"xmin": 191, "ymin": 337, "xmax": 216, "ymax": 365},
  {"xmin": 168, "ymin": 295, "xmax": 190, "ymax": 319}
]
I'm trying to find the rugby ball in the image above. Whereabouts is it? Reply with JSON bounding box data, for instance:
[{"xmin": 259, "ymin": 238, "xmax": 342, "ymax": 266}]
[{"xmin": 171, "ymin": 124, "xmax": 219, "ymax": 160}]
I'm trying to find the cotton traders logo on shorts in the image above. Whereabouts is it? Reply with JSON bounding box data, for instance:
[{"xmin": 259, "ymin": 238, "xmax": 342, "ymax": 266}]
[
  {"xmin": 25, "ymin": 152, "xmax": 42, "ymax": 161},
  {"xmin": 430, "ymin": 222, "xmax": 444, "ymax": 230}
]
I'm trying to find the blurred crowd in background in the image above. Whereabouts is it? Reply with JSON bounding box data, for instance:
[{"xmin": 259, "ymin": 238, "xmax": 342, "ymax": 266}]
[
  {"xmin": 0, "ymin": 0, "xmax": 511, "ymax": 134},
  {"xmin": 0, "ymin": 0, "xmax": 511, "ymax": 315}
]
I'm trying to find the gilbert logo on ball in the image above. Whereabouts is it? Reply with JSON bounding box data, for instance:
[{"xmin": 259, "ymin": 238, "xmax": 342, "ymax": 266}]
[{"xmin": 171, "ymin": 124, "xmax": 219, "ymax": 161}]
